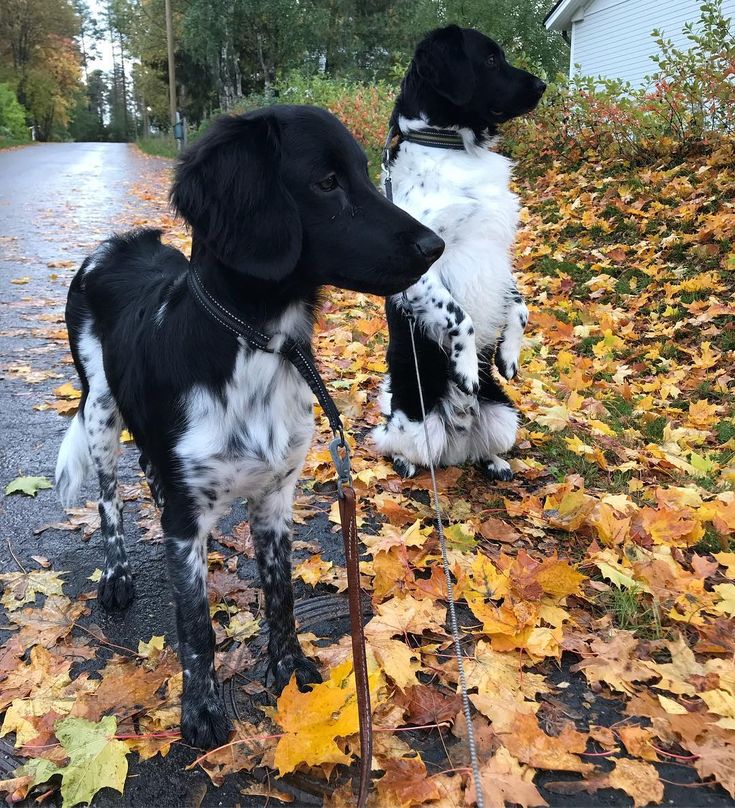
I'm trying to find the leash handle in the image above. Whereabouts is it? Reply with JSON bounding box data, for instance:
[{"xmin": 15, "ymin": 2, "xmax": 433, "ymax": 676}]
[{"xmin": 338, "ymin": 484, "xmax": 372, "ymax": 808}]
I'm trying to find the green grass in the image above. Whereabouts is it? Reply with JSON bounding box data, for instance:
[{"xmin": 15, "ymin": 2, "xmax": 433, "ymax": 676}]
[
  {"xmin": 606, "ymin": 586, "xmax": 663, "ymax": 639},
  {"xmin": 604, "ymin": 394, "xmax": 634, "ymax": 434},
  {"xmin": 544, "ymin": 435, "xmax": 604, "ymax": 487},
  {"xmin": 136, "ymin": 136, "xmax": 178, "ymax": 159},
  {"xmin": 660, "ymin": 342, "xmax": 686, "ymax": 360},
  {"xmin": 695, "ymin": 380, "xmax": 730, "ymax": 403},
  {"xmin": 695, "ymin": 525, "xmax": 733, "ymax": 555},
  {"xmin": 716, "ymin": 420, "xmax": 735, "ymax": 444},
  {"xmin": 679, "ymin": 289, "xmax": 711, "ymax": 304},
  {"xmin": 615, "ymin": 269, "xmax": 650, "ymax": 296},
  {"xmin": 0, "ymin": 137, "xmax": 33, "ymax": 150},
  {"xmin": 641, "ymin": 416, "xmax": 668, "ymax": 443},
  {"xmin": 716, "ymin": 320, "xmax": 735, "ymax": 353}
]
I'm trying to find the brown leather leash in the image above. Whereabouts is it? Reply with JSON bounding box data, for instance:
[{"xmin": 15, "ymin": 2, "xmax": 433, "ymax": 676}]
[{"xmin": 331, "ymin": 439, "xmax": 372, "ymax": 808}]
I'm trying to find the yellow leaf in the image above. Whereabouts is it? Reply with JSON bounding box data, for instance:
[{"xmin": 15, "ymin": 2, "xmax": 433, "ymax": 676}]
[
  {"xmin": 536, "ymin": 559, "xmax": 585, "ymax": 599},
  {"xmin": 272, "ymin": 657, "xmax": 383, "ymax": 775},
  {"xmin": 137, "ymin": 635, "xmax": 165, "ymax": 659},
  {"xmin": 714, "ymin": 584, "xmax": 735, "ymax": 617},
  {"xmin": 657, "ymin": 694, "xmax": 687, "ymax": 714},
  {"xmin": 224, "ymin": 611, "xmax": 260, "ymax": 642},
  {"xmin": 715, "ymin": 552, "xmax": 735, "ymax": 579},
  {"xmin": 0, "ymin": 570, "xmax": 66, "ymax": 611},
  {"xmin": 53, "ymin": 382, "xmax": 82, "ymax": 400}
]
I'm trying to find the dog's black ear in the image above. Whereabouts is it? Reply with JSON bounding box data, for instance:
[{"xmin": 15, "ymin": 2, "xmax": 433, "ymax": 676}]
[
  {"xmin": 171, "ymin": 113, "xmax": 302, "ymax": 281},
  {"xmin": 414, "ymin": 25, "xmax": 475, "ymax": 106}
]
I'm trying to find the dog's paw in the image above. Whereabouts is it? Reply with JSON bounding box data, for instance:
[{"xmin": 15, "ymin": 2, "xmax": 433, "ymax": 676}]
[
  {"xmin": 98, "ymin": 565, "xmax": 135, "ymax": 611},
  {"xmin": 181, "ymin": 693, "xmax": 232, "ymax": 749},
  {"xmin": 270, "ymin": 653, "xmax": 322, "ymax": 694},
  {"xmin": 451, "ymin": 359, "xmax": 480, "ymax": 396},
  {"xmin": 494, "ymin": 351, "xmax": 519, "ymax": 381},
  {"xmin": 479, "ymin": 457, "xmax": 513, "ymax": 482},
  {"xmin": 393, "ymin": 456, "xmax": 417, "ymax": 479},
  {"xmin": 495, "ymin": 340, "xmax": 520, "ymax": 381}
]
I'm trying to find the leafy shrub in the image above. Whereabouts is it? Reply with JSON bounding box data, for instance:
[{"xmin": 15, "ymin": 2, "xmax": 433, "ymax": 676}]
[
  {"xmin": 504, "ymin": 0, "xmax": 735, "ymax": 169},
  {"xmin": 648, "ymin": 0, "xmax": 735, "ymax": 141},
  {"xmin": 0, "ymin": 84, "xmax": 29, "ymax": 143},
  {"xmin": 198, "ymin": 72, "xmax": 396, "ymax": 175}
]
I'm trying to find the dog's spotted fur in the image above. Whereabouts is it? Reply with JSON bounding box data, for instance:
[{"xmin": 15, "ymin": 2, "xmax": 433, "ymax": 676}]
[
  {"xmin": 55, "ymin": 106, "xmax": 442, "ymax": 749},
  {"xmin": 372, "ymin": 26, "xmax": 546, "ymax": 479}
]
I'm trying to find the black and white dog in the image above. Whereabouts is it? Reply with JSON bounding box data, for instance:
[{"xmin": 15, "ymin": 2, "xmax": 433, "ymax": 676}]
[
  {"xmin": 372, "ymin": 26, "xmax": 546, "ymax": 479},
  {"xmin": 55, "ymin": 106, "xmax": 443, "ymax": 748}
]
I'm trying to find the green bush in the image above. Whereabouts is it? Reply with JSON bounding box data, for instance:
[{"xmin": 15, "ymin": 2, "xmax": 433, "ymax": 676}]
[
  {"xmin": 137, "ymin": 135, "xmax": 179, "ymax": 159},
  {"xmin": 192, "ymin": 72, "xmax": 396, "ymax": 176},
  {"xmin": 504, "ymin": 0, "xmax": 735, "ymax": 168},
  {"xmin": 0, "ymin": 84, "xmax": 29, "ymax": 144}
]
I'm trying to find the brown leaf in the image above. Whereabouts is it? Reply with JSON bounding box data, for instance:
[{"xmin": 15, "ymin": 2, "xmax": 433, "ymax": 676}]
[
  {"xmin": 466, "ymin": 747, "xmax": 548, "ymax": 808},
  {"xmin": 374, "ymin": 754, "xmax": 440, "ymax": 807},
  {"xmin": 394, "ymin": 684, "xmax": 461, "ymax": 727},
  {"xmin": 10, "ymin": 596, "xmax": 87, "ymax": 649},
  {"xmin": 497, "ymin": 712, "xmax": 593, "ymax": 774}
]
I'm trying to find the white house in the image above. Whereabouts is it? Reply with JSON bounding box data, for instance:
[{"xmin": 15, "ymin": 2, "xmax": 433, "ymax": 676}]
[{"xmin": 544, "ymin": 0, "xmax": 735, "ymax": 87}]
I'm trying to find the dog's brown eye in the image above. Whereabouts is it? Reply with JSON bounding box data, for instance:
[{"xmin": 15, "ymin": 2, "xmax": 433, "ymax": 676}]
[
  {"xmin": 486, "ymin": 54, "xmax": 497, "ymax": 67},
  {"xmin": 317, "ymin": 174, "xmax": 339, "ymax": 192}
]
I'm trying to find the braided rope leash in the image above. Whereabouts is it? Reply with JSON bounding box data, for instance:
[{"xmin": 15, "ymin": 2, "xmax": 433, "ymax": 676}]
[
  {"xmin": 383, "ymin": 128, "xmax": 484, "ymax": 804},
  {"xmin": 407, "ymin": 310, "xmax": 485, "ymax": 806},
  {"xmin": 383, "ymin": 125, "xmax": 484, "ymax": 803},
  {"xmin": 400, "ymin": 304, "xmax": 485, "ymax": 808}
]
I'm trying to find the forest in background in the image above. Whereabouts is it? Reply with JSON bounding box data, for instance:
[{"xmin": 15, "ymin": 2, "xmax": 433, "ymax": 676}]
[{"xmin": 0, "ymin": 0, "xmax": 568, "ymax": 144}]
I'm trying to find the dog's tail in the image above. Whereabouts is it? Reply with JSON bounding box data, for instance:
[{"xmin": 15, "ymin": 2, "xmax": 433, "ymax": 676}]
[{"xmin": 55, "ymin": 412, "xmax": 93, "ymax": 508}]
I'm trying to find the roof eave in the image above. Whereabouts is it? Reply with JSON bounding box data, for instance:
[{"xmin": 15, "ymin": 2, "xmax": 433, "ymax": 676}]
[{"xmin": 544, "ymin": 0, "xmax": 584, "ymax": 31}]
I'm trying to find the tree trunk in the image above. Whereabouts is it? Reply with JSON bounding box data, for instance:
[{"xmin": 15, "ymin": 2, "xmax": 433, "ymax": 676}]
[
  {"xmin": 256, "ymin": 33, "xmax": 272, "ymax": 96},
  {"xmin": 118, "ymin": 30, "xmax": 129, "ymax": 138}
]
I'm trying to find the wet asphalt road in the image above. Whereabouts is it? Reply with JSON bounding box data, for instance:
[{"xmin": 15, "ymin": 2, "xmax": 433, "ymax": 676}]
[{"xmin": 1, "ymin": 143, "xmax": 159, "ymax": 550}]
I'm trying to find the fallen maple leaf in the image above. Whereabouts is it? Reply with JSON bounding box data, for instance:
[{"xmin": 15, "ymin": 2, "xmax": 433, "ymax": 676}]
[
  {"xmin": 4, "ymin": 475, "xmax": 52, "ymax": 497},
  {"xmin": 272, "ymin": 657, "xmax": 383, "ymax": 775},
  {"xmin": 466, "ymin": 746, "xmax": 547, "ymax": 808},
  {"xmin": 496, "ymin": 711, "xmax": 593, "ymax": 774},
  {"xmin": 571, "ymin": 632, "xmax": 658, "ymax": 696},
  {"xmin": 374, "ymin": 753, "xmax": 440, "ymax": 807},
  {"xmin": 37, "ymin": 715, "xmax": 130, "ymax": 808},
  {"xmin": 546, "ymin": 758, "xmax": 663, "ymax": 807},
  {"xmin": 0, "ymin": 570, "xmax": 66, "ymax": 611}
]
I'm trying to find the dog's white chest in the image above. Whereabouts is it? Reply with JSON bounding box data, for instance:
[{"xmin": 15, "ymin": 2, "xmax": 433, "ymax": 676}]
[
  {"xmin": 176, "ymin": 345, "xmax": 314, "ymax": 504},
  {"xmin": 388, "ymin": 143, "xmax": 520, "ymax": 348}
]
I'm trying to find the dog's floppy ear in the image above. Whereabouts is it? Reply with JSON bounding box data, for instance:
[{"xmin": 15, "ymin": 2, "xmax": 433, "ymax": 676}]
[
  {"xmin": 170, "ymin": 113, "xmax": 302, "ymax": 281},
  {"xmin": 414, "ymin": 25, "xmax": 475, "ymax": 106}
]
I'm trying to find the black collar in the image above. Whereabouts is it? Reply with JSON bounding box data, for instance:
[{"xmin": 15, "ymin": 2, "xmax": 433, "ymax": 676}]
[
  {"xmin": 187, "ymin": 266, "xmax": 345, "ymax": 440},
  {"xmin": 402, "ymin": 127, "xmax": 465, "ymax": 150}
]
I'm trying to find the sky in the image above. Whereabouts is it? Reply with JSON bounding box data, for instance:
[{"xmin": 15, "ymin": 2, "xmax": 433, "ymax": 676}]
[{"xmin": 86, "ymin": 0, "xmax": 116, "ymax": 73}]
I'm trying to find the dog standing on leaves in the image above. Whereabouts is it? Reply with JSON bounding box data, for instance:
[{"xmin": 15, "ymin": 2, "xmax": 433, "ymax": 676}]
[
  {"xmin": 372, "ymin": 26, "xmax": 546, "ymax": 479},
  {"xmin": 55, "ymin": 106, "xmax": 443, "ymax": 748}
]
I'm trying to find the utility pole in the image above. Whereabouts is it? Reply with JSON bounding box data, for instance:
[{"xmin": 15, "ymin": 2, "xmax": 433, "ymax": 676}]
[{"xmin": 164, "ymin": 0, "xmax": 177, "ymax": 130}]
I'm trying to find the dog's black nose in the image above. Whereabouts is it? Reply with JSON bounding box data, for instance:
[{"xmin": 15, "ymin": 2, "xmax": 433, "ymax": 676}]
[
  {"xmin": 415, "ymin": 231, "xmax": 445, "ymax": 265},
  {"xmin": 533, "ymin": 78, "xmax": 547, "ymax": 96}
]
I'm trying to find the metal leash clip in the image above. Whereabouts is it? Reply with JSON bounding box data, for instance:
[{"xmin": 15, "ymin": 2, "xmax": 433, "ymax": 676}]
[
  {"xmin": 382, "ymin": 125, "xmax": 395, "ymax": 203},
  {"xmin": 329, "ymin": 432, "xmax": 353, "ymax": 496}
]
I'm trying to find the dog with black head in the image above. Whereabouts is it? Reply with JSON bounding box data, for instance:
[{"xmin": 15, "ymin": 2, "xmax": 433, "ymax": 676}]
[
  {"xmin": 372, "ymin": 26, "xmax": 546, "ymax": 479},
  {"xmin": 55, "ymin": 105, "xmax": 443, "ymax": 748}
]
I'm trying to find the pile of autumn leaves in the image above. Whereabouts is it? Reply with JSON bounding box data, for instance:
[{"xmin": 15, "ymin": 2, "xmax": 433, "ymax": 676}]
[{"xmin": 1, "ymin": 138, "xmax": 735, "ymax": 807}]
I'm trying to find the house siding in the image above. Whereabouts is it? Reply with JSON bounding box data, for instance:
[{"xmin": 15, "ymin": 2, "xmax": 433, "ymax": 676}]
[{"xmin": 569, "ymin": 0, "xmax": 735, "ymax": 87}]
